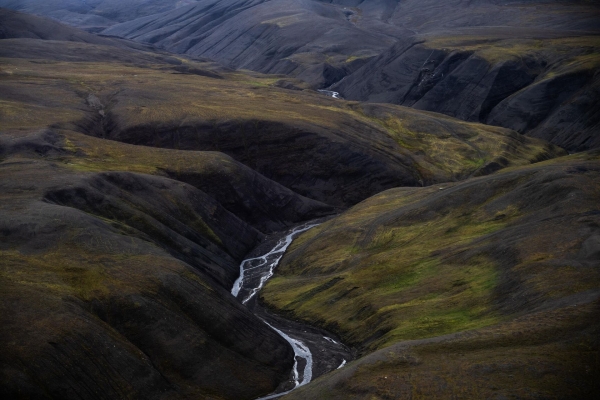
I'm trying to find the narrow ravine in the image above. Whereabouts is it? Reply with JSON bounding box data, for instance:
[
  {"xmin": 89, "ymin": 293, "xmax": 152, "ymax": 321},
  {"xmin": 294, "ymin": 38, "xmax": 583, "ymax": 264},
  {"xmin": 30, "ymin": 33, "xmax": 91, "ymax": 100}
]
[{"xmin": 232, "ymin": 222, "xmax": 351, "ymax": 399}]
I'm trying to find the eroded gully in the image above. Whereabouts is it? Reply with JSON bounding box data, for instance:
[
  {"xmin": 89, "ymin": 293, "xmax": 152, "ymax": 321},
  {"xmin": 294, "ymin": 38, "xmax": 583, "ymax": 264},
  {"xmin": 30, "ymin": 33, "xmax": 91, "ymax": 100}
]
[{"xmin": 231, "ymin": 223, "xmax": 352, "ymax": 399}]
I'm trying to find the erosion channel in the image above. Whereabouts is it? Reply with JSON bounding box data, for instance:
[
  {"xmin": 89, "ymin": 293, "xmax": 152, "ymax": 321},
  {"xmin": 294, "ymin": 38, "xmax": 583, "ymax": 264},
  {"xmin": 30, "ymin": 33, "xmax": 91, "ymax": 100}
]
[{"xmin": 231, "ymin": 223, "xmax": 351, "ymax": 399}]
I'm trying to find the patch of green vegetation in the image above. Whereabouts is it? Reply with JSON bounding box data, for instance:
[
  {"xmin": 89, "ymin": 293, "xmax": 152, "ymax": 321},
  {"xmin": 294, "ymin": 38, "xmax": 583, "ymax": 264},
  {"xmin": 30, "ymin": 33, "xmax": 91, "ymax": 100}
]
[
  {"xmin": 177, "ymin": 203, "xmax": 223, "ymax": 247},
  {"xmin": 346, "ymin": 104, "xmax": 556, "ymax": 182},
  {"xmin": 263, "ymin": 156, "xmax": 600, "ymax": 355},
  {"xmin": 262, "ymin": 196, "xmax": 511, "ymax": 350},
  {"xmin": 345, "ymin": 55, "xmax": 370, "ymax": 63},
  {"xmin": 463, "ymin": 157, "xmax": 486, "ymax": 168}
]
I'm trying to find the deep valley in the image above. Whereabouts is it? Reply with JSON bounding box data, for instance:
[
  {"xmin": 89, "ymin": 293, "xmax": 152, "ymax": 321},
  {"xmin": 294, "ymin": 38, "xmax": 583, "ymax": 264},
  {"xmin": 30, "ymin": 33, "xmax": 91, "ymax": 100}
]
[{"xmin": 0, "ymin": 1, "xmax": 599, "ymax": 399}]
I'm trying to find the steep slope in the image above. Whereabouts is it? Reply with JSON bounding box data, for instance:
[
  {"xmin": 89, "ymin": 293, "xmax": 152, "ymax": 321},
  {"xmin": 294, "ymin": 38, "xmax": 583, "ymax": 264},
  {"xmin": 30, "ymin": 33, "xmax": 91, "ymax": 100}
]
[
  {"xmin": 261, "ymin": 150, "xmax": 600, "ymax": 398},
  {"xmin": 0, "ymin": 7, "xmax": 172, "ymax": 56},
  {"xmin": 94, "ymin": 0, "xmax": 599, "ymax": 150},
  {"xmin": 335, "ymin": 34, "xmax": 600, "ymax": 151},
  {"xmin": 0, "ymin": 132, "xmax": 297, "ymax": 400},
  {"xmin": 0, "ymin": 7, "xmax": 128, "ymax": 44}
]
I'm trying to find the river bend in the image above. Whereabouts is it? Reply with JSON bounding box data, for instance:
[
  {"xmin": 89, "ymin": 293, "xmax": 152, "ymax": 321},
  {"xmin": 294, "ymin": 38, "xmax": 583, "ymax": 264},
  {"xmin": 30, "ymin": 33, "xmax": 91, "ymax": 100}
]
[{"xmin": 232, "ymin": 223, "xmax": 351, "ymax": 399}]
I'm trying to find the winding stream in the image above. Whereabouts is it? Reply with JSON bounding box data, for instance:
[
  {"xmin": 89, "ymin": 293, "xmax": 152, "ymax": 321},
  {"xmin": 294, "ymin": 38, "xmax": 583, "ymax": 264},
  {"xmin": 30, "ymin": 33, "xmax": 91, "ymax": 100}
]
[
  {"xmin": 232, "ymin": 224, "xmax": 319, "ymax": 304},
  {"xmin": 231, "ymin": 223, "xmax": 349, "ymax": 399}
]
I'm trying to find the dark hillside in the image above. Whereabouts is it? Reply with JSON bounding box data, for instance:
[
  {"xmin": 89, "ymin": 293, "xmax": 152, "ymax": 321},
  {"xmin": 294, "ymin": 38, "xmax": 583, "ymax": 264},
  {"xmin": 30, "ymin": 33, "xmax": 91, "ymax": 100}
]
[
  {"xmin": 0, "ymin": 0, "xmax": 198, "ymax": 31},
  {"xmin": 0, "ymin": 134, "xmax": 295, "ymax": 399},
  {"xmin": 335, "ymin": 34, "xmax": 600, "ymax": 151},
  {"xmin": 0, "ymin": 8, "xmax": 118, "ymax": 42},
  {"xmin": 3, "ymin": 1, "xmax": 598, "ymax": 150}
]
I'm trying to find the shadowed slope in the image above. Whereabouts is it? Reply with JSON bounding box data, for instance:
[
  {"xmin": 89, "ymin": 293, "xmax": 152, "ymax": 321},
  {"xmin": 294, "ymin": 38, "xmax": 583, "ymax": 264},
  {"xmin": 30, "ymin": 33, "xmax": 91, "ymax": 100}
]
[
  {"xmin": 0, "ymin": 154, "xmax": 295, "ymax": 399},
  {"xmin": 0, "ymin": 8, "xmax": 112, "ymax": 41},
  {"xmin": 0, "ymin": 7, "xmax": 161, "ymax": 49},
  {"xmin": 100, "ymin": 0, "xmax": 397, "ymax": 87},
  {"xmin": 0, "ymin": 129, "xmax": 336, "ymax": 234}
]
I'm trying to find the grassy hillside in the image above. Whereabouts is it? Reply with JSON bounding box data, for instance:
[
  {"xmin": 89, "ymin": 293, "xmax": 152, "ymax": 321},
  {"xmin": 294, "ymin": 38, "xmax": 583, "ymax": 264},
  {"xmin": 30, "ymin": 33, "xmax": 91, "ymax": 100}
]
[
  {"xmin": 281, "ymin": 294, "xmax": 600, "ymax": 399},
  {"xmin": 261, "ymin": 151, "xmax": 600, "ymax": 398}
]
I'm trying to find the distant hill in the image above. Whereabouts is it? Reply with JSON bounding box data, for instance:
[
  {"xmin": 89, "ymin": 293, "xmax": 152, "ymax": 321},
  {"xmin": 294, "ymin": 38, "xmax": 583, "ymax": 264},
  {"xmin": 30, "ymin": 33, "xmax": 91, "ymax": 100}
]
[
  {"xmin": 0, "ymin": 0, "xmax": 200, "ymax": 31},
  {"xmin": 2, "ymin": 1, "xmax": 599, "ymax": 151},
  {"xmin": 0, "ymin": 7, "xmax": 116, "ymax": 42},
  {"xmin": 97, "ymin": 0, "xmax": 599, "ymax": 150}
]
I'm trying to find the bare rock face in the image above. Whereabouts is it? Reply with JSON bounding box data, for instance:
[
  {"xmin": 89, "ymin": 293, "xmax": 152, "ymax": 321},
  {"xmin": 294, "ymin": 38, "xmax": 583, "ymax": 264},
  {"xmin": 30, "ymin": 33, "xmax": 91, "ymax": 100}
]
[{"xmin": 334, "ymin": 41, "xmax": 600, "ymax": 151}]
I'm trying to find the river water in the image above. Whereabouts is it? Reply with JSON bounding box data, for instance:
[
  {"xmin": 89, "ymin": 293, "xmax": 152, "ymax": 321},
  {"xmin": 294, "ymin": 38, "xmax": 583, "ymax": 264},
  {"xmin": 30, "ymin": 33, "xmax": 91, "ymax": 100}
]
[
  {"xmin": 231, "ymin": 223, "xmax": 350, "ymax": 399},
  {"xmin": 318, "ymin": 89, "xmax": 342, "ymax": 99}
]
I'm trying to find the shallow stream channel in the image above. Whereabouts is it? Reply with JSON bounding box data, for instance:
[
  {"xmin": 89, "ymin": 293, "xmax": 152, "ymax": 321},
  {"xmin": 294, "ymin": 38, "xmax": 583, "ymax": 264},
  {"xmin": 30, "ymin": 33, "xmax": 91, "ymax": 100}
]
[{"xmin": 231, "ymin": 222, "xmax": 351, "ymax": 399}]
